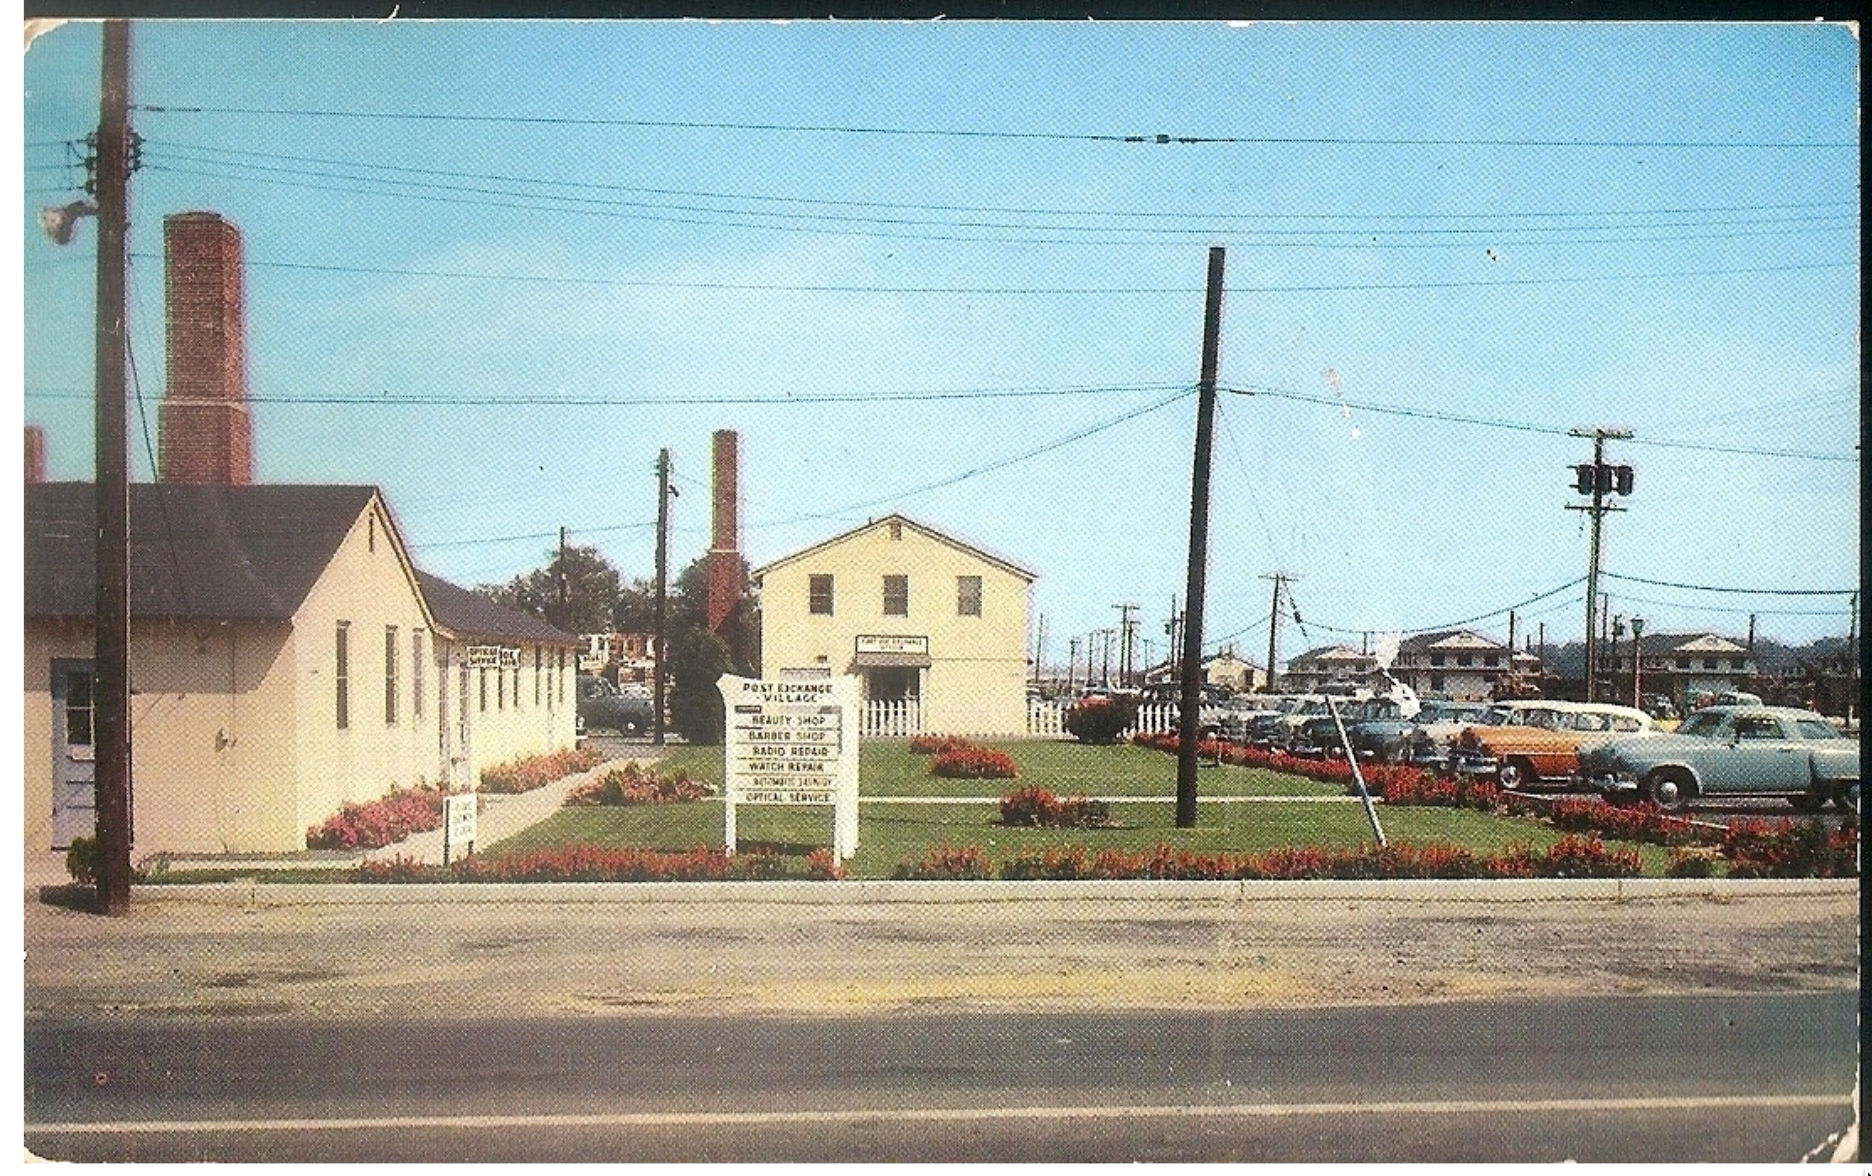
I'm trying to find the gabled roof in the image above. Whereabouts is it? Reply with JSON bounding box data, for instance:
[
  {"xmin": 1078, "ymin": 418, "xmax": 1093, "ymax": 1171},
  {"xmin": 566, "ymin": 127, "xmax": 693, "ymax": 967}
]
[
  {"xmin": 1399, "ymin": 628, "xmax": 1506, "ymax": 652},
  {"xmin": 751, "ymin": 513, "xmax": 1036, "ymax": 582},
  {"xmin": 25, "ymin": 482, "xmax": 380, "ymax": 621},
  {"xmin": 1288, "ymin": 644, "xmax": 1372, "ymax": 665},
  {"xmin": 415, "ymin": 572, "xmax": 578, "ymax": 646}
]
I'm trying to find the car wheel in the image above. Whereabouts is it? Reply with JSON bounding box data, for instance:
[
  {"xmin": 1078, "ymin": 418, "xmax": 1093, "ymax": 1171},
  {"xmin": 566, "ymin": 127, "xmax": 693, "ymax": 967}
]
[
  {"xmin": 1832, "ymin": 780, "xmax": 1859, "ymax": 811},
  {"xmin": 1643, "ymin": 769, "xmax": 1693, "ymax": 813},
  {"xmin": 1384, "ymin": 742, "xmax": 1409, "ymax": 765},
  {"xmin": 1497, "ymin": 758, "xmax": 1535, "ymax": 791}
]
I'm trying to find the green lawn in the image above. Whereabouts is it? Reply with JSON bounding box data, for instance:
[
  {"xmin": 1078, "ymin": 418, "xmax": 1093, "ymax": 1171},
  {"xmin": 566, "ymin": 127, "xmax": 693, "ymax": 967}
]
[{"xmin": 486, "ymin": 738, "xmax": 1674, "ymax": 877}]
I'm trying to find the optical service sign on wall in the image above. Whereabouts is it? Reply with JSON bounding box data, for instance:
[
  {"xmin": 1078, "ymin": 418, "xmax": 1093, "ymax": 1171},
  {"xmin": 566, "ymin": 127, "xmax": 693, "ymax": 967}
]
[{"xmin": 717, "ymin": 674, "xmax": 860, "ymax": 861}]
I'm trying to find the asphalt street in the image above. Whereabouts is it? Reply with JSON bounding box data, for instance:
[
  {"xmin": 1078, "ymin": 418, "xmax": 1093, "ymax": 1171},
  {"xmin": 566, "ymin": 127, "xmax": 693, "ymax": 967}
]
[{"xmin": 23, "ymin": 994, "xmax": 1858, "ymax": 1162}]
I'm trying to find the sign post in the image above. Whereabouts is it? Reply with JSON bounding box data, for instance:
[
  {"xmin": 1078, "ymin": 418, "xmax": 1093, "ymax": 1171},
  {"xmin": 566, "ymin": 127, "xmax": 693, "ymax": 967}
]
[
  {"xmin": 717, "ymin": 674, "xmax": 861, "ymax": 860},
  {"xmin": 442, "ymin": 792, "xmax": 477, "ymax": 865}
]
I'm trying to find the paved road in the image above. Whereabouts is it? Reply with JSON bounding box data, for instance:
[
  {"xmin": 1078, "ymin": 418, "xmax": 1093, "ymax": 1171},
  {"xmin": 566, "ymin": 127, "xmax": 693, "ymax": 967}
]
[{"xmin": 24, "ymin": 994, "xmax": 1857, "ymax": 1162}]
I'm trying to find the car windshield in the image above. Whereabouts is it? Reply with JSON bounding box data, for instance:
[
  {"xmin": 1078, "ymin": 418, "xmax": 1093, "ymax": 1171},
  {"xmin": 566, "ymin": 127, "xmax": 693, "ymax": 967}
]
[
  {"xmin": 1794, "ymin": 719, "xmax": 1840, "ymax": 740},
  {"xmin": 1676, "ymin": 711, "xmax": 1730, "ymax": 739}
]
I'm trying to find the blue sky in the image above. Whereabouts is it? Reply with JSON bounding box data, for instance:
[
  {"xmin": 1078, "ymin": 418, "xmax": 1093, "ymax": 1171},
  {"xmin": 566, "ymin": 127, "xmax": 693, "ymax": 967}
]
[{"xmin": 18, "ymin": 20, "xmax": 1860, "ymax": 668}]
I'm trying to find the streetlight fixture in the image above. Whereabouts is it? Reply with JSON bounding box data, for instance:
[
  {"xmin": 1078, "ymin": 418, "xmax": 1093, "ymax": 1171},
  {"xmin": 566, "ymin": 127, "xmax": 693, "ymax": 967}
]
[{"xmin": 1630, "ymin": 617, "xmax": 1646, "ymax": 711}]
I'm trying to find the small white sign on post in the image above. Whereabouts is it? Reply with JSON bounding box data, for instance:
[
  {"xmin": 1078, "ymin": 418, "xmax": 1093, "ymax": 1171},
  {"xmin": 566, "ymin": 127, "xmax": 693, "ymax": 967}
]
[
  {"xmin": 717, "ymin": 673, "xmax": 861, "ymax": 861},
  {"xmin": 443, "ymin": 792, "xmax": 477, "ymax": 865}
]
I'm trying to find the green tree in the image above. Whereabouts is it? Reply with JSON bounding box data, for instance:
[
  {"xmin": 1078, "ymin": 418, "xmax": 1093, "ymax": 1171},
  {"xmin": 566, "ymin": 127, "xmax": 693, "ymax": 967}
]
[
  {"xmin": 478, "ymin": 543, "xmax": 622, "ymax": 635},
  {"xmin": 667, "ymin": 625, "xmax": 734, "ymax": 745}
]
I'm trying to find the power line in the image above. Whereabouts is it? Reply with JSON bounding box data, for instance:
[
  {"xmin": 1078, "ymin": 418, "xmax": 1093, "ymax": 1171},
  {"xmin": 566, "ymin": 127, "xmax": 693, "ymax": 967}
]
[
  {"xmin": 1601, "ymin": 571, "xmax": 1857, "ymax": 597},
  {"xmin": 1228, "ymin": 385, "xmax": 1858, "ymax": 464},
  {"xmin": 106, "ymin": 248, "xmax": 1859, "ymax": 300},
  {"xmin": 22, "ymin": 381, "xmax": 1186, "ymax": 408},
  {"xmin": 137, "ymin": 139, "xmax": 1866, "ymax": 224},
  {"xmin": 131, "ymin": 155, "xmax": 1861, "ymax": 251},
  {"xmin": 131, "ymin": 103, "xmax": 1858, "ymax": 150},
  {"xmin": 1282, "ymin": 577, "xmax": 1590, "ymax": 639}
]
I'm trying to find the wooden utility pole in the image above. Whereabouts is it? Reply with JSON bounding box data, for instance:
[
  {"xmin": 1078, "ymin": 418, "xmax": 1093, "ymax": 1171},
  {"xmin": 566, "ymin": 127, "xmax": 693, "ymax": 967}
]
[
  {"xmin": 653, "ymin": 449, "xmax": 672, "ymax": 745},
  {"xmin": 556, "ymin": 526, "xmax": 569, "ymax": 631},
  {"xmin": 1176, "ymin": 246, "xmax": 1226, "ymax": 828},
  {"xmin": 1567, "ymin": 427, "xmax": 1632, "ymax": 702},
  {"xmin": 1262, "ymin": 572, "xmax": 1293, "ymax": 694},
  {"xmin": 93, "ymin": 20, "xmax": 134, "ymax": 916}
]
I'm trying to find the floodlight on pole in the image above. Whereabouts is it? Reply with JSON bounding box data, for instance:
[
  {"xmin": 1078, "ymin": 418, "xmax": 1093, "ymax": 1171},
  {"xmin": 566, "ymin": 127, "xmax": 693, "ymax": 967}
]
[{"xmin": 40, "ymin": 199, "xmax": 99, "ymax": 245}]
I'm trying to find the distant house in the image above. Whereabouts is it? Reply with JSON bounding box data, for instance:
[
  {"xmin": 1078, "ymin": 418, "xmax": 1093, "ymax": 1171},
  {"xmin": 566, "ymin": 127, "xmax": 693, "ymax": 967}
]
[
  {"xmin": 1391, "ymin": 629, "xmax": 1539, "ymax": 701},
  {"xmin": 753, "ymin": 514, "xmax": 1035, "ymax": 735},
  {"xmin": 24, "ymin": 482, "xmax": 578, "ymax": 857},
  {"xmin": 1280, "ymin": 645, "xmax": 1379, "ymax": 692},
  {"xmin": 1606, "ymin": 631, "xmax": 1759, "ymax": 709}
]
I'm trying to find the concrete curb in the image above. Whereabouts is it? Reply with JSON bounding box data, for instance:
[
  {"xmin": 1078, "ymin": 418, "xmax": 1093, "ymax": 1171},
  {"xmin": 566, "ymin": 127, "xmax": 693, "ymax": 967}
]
[{"xmin": 81, "ymin": 876, "xmax": 1859, "ymax": 909}]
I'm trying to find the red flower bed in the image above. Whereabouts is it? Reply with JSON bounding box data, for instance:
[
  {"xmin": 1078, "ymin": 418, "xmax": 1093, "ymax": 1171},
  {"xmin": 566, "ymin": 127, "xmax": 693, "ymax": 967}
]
[
  {"xmin": 999, "ymin": 786, "xmax": 1113, "ymax": 829},
  {"xmin": 563, "ymin": 762, "xmax": 714, "ymax": 806},
  {"xmin": 353, "ymin": 844, "xmax": 849, "ymax": 883},
  {"xmin": 890, "ymin": 844, "xmax": 995, "ymax": 880},
  {"xmin": 480, "ymin": 746, "xmax": 603, "ymax": 795},
  {"xmin": 930, "ymin": 745, "xmax": 1018, "ymax": 779},
  {"xmin": 1720, "ymin": 818, "xmax": 1859, "ymax": 878},
  {"xmin": 306, "ymin": 785, "xmax": 449, "ymax": 850},
  {"xmin": 986, "ymin": 837, "xmax": 1641, "ymax": 882},
  {"xmin": 1549, "ymin": 798, "xmax": 1711, "ymax": 847}
]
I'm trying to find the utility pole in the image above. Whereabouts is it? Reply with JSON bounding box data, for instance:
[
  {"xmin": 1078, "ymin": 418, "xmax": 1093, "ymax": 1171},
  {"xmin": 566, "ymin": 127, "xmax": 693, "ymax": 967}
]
[
  {"xmin": 1033, "ymin": 613, "xmax": 1048, "ymax": 692},
  {"xmin": 1848, "ymin": 593, "xmax": 1859, "ymax": 726},
  {"xmin": 1164, "ymin": 596, "xmax": 1182, "ymax": 684},
  {"xmin": 1067, "ymin": 637, "xmax": 1080, "ymax": 696},
  {"xmin": 1097, "ymin": 628, "xmax": 1113, "ymax": 688},
  {"xmin": 1566, "ymin": 427, "xmax": 1634, "ymax": 702},
  {"xmin": 556, "ymin": 526, "xmax": 569, "ymax": 631},
  {"xmin": 1176, "ymin": 246, "xmax": 1226, "ymax": 828},
  {"xmin": 1113, "ymin": 603, "xmax": 1138, "ymax": 688},
  {"xmin": 92, "ymin": 20, "xmax": 135, "ymax": 916},
  {"xmin": 652, "ymin": 449, "xmax": 672, "ymax": 745},
  {"xmin": 1630, "ymin": 616, "xmax": 1645, "ymax": 710},
  {"xmin": 1261, "ymin": 572, "xmax": 1294, "ymax": 694}
]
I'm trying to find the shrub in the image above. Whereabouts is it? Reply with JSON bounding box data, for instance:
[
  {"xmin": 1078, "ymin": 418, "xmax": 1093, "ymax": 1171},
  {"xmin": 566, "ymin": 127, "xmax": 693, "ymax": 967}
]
[
  {"xmin": 1550, "ymin": 798, "xmax": 1705, "ymax": 847},
  {"xmin": 480, "ymin": 747, "xmax": 602, "ymax": 795},
  {"xmin": 930, "ymin": 746, "xmax": 1018, "ymax": 779},
  {"xmin": 563, "ymin": 762, "xmax": 714, "ymax": 806},
  {"xmin": 306, "ymin": 784, "xmax": 449, "ymax": 850},
  {"xmin": 1003, "ymin": 847, "xmax": 1094, "ymax": 880},
  {"xmin": 1534, "ymin": 834, "xmax": 1643, "ymax": 879},
  {"xmin": 891, "ymin": 844, "xmax": 994, "ymax": 880},
  {"xmin": 1721, "ymin": 818, "xmax": 1858, "ymax": 879},
  {"xmin": 454, "ymin": 844, "xmax": 736, "ymax": 882},
  {"xmin": 64, "ymin": 835, "xmax": 98, "ymax": 886},
  {"xmin": 804, "ymin": 849, "xmax": 846, "ymax": 881},
  {"xmin": 1065, "ymin": 698, "xmax": 1136, "ymax": 745},
  {"xmin": 998, "ymin": 786, "xmax": 1112, "ymax": 829}
]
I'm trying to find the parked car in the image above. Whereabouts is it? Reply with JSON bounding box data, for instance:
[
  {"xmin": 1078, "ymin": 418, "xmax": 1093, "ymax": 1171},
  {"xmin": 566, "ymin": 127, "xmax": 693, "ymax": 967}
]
[
  {"xmin": 1291, "ymin": 696, "xmax": 1417, "ymax": 759},
  {"xmin": 1354, "ymin": 699, "xmax": 1486, "ymax": 766},
  {"xmin": 577, "ymin": 673, "xmax": 655, "ymax": 735},
  {"xmin": 1448, "ymin": 701, "xmax": 1654, "ymax": 791},
  {"xmin": 1579, "ymin": 705, "xmax": 1860, "ymax": 812}
]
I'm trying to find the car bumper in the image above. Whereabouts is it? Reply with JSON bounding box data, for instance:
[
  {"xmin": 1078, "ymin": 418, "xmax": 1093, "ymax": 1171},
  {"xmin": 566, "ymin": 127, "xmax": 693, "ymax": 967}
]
[
  {"xmin": 1449, "ymin": 752, "xmax": 1497, "ymax": 777},
  {"xmin": 1581, "ymin": 771, "xmax": 1641, "ymax": 795}
]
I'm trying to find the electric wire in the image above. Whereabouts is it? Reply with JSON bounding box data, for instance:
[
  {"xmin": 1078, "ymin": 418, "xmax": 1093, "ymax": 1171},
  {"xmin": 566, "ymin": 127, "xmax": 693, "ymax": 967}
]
[
  {"xmin": 130, "ymin": 103, "xmax": 1859, "ymax": 150},
  {"xmin": 1600, "ymin": 571, "xmax": 1856, "ymax": 597}
]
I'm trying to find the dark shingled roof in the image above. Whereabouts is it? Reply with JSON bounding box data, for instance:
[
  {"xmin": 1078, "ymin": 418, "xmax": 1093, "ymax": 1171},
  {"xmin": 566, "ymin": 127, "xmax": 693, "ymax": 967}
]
[
  {"xmin": 25, "ymin": 482, "xmax": 379, "ymax": 621},
  {"xmin": 415, "ymin": 571, "xmax": 577, "ymax": 646}
]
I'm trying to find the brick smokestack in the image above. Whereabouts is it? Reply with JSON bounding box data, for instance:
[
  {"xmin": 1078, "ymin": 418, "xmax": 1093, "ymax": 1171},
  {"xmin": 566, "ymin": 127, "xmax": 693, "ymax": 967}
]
[
  {"xmin": 705, "ymin": 429, "xmax": 741, "ymax": 635},
  {"xmin": 25, "ymin": 426, "xmax": 46, "ymax": 483},
  {"xmin": 159, "ymin": 211, "xmax": 254, "ymax": 485}
]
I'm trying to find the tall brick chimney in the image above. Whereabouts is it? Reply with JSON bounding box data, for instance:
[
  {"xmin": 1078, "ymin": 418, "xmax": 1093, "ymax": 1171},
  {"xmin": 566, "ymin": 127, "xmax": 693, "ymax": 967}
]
[
  {"xmin": 705, "ymin": 429, "xmax": 742, "ymax": 635},
  {"xmin": 159, "ymin": 211, "xmax": 254, "ymax": 485},
  {"xmin": 25, "ymin": 425, "xmax": 46, "ymax": 483}
]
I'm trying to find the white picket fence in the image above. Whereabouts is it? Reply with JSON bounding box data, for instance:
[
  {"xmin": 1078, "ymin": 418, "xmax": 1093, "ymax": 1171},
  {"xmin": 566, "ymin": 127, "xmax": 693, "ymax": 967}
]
[{"xmin": 862, "ymin": 699, "xmax": 1193, "ymax": 740}]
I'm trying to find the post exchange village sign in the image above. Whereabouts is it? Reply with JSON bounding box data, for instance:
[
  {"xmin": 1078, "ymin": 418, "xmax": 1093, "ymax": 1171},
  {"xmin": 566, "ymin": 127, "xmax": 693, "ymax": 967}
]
[{"xmin": 716, "ymin": 673, "xmax": 860, "ymax": 860}]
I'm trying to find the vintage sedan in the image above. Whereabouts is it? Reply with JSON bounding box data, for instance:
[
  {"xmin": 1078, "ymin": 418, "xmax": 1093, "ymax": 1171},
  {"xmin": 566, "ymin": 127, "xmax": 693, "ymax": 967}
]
[
  {"xmin": 1579, "ymin": 705, "xmax": 1860, "ymax": 812},
  {"xmin": 1449, "ymin": 702, "xmax": 1654, "ymax": 791}
]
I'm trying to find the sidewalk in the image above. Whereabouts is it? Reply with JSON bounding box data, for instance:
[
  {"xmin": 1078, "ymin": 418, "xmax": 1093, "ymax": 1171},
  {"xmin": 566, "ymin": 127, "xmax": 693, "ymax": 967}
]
[{"xmin": 26, "ymin": 756, "xmax": 654, "ymax": 890}]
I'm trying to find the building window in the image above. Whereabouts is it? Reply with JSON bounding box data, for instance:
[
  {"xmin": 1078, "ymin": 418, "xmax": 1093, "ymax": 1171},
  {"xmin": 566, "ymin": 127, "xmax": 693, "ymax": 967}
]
[
  {"xmin": 957, "ymin": 575, "xmax": 983, "ymax": 617},
  {"xmin": 335, "ymin": 622, "xmax": 350, "ymax": 730},
  {"xmin": 64, "ymin": 669, "xmax": 93, "ymax": 746},
  {"xmin": 1484, "ymin": 654, "xmax": 1499, "ymax": 668},
  {"xmin": 479, "ymin": 667, "xmax": 489, "ymax": 713},
  {"xmin": 1704, "ymin": 659, "xmax": 1718, "ymax": 671},
  {"xmin": 558, "ymin": 649, "xmax": 566, "ymax": 704},
  {"xmin": 412, "ymin": 631, "xmax": 425, "ymax": 720},
  {"xmin": 1430, "ymin": 654, "xmax": 1445, "ymax": 667},
  {"xmin": 883, "ymin": 574, "xmax": 909, "ymax": 617},
  {"xmin": 889, "ymin": 520, "xmax": 903, "ymax": 540},
  {"xmin": 498, "ymin": 662, "xmax": 506, "ymax": 710},
  {"xmin": 809, "ymin": 574, "xmax": 834, "ymax": 615},
  {"xmin": 1678, "ymin": 658, "xmax": 1691, "ymax": 669},
  {"xmin": 535, "ymin": 647, "xmax": 543, "ymax": 706},
  {"xmin": 384, "ymin": 626, "xmax": 399, "ymax": 725},
  {"xmin": 1430, "ymin": 675, "xmax": 1445, "ymax": 693},
  {"xmin": 368, "ymin": 514, "xmax": 376, "ymax": 553},
  {"xmin": 1456, "ymin": 654, "xmax": 1472, "ymax": 667}
]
